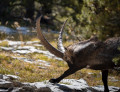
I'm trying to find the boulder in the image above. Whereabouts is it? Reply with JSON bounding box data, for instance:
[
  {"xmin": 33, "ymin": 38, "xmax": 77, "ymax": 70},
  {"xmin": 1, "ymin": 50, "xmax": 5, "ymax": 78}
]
[{"xmin": 0, "ymin": 79, "xmax": 13, "ymax": 89}]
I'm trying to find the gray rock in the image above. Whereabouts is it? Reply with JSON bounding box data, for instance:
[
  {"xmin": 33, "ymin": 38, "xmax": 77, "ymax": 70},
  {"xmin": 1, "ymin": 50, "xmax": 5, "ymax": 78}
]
[
  {"xmin": 2, "ymin": 75, "xmax": 10, "ymax": 81},
  {"xmin": 92, "ymin": 85, "xmax": 120, "ymax": 92},
  {"xmin": 10, "ymin": 87, "xmax": 25, "ymax": 92},
  {"xmin": 10, "ymin": 86, "xmax": 36, "ymax": 92},
  {"xmin": 17, "ymin": 46, "xmax": 35, "ymax": 50},
  {"xmin": 0, "ymin": 77, "xmax": 119, "ymax": 92},
  {"xmin": 25, "ymin": 41, "xmax": 39, "ymax": 45},
  {"xmin": 5, "ymin": 74, "xmax": 20, "ymax": 80},
  {"xmin": 21, "ymin": 86, "xmax": 36, "ymax": 92},
  {"xmin": 1, "ymin": 47, "xmax": 14, "ymax": 51},
  {"xmin": 6, "ymin": 40, "xmax": 23, "ymax": 46},
  {"xmin": 0, "ymin": 74, "xmax": 3, "ymax": 79},
  {"xmin": 9, "ymin": 75, "xmax": 19, "ymax": 79},
  {"xmin": 0, "ymin": 40, "xmax": 63, "ymax": 61},
  {"xmin": 0, "ymin": 89, "xmax": 8, "ymax": 92},
  {"xmin": 36, "ymin": 87, "xmax": 51, "ymax": 92},
  {"xmin": 28, "ymin": 79, "xmax": 120, "ymax": 92},
  {"xmin": 12, "ymin": 81, "xmax": 24, "ymax": 87},
  {"xmin": 2, "ymin": 74, "xmax": 20, "ymax": 82},
  {"xmin": 12, "ymin": 56, "xmax": 51, "ymax": 67},
  {"xmin": 0, "ymin": 79, "xmax": 13, "ymax": 88}
]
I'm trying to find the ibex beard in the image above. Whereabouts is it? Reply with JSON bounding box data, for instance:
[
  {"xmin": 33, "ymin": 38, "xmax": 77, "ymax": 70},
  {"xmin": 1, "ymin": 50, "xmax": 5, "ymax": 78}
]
[{"xmin": 36, "ymin": 16, "xmax": 120, "ymax": 92}]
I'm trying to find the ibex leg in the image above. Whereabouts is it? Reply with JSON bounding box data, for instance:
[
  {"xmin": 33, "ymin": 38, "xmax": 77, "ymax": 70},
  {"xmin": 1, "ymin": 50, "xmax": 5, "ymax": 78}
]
[
  {"xmin": 101, "ymin": 70, "xmax": 109, "ymax": 92},
  {"xmin": 49, "ymin": 68, "xmax": 79, "ymax": 83}
]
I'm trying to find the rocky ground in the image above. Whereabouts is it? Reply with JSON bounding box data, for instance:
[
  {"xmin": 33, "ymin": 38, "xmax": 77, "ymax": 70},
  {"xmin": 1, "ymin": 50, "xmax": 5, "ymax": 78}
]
[
  {"xmin": 0, "ymin": 40, "xmax": 120, "ymax": 92},
  {"xmin": 0, "ymin": 74, "xmax": 119, "ymax": 92},
  {"xmin": 0, "ymin": 40, "xmax": 62, "ymax": 67}
]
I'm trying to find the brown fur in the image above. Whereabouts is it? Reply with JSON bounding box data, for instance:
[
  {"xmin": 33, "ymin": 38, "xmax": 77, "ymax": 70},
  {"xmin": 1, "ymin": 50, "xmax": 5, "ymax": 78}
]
[
  {"xmin": 36, "ymin": 17, "xmax": 120, "ymax": 92},
  {"xmin": 49, "ymin": 37, "xmax": 120, "ymax": 92}
]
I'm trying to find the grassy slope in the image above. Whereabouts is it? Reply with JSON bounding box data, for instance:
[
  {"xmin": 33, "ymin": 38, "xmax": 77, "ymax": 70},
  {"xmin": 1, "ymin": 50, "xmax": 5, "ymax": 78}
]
[
  {"xmin": 0, "ymin": 39, "xmax": 120, "ymax": 87},
  {"xmin": 0, "ymin": 52, "xmax": 120, "ymax": 87}
]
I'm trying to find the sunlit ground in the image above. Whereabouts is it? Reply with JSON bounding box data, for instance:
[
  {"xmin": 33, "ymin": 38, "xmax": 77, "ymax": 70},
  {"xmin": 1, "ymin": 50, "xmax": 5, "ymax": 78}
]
[{"xmin": 0, "ymin": 34, "xmax": 120, "ymax": 87}]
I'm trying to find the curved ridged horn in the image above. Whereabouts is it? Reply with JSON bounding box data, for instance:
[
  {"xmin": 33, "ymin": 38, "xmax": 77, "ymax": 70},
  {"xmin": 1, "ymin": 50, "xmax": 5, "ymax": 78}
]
[
  {"xmin": 57, "ymin": 19, "xmax": 68, "ymax": 53},
  {"xmin": 36, "ymin": 16, "xmax": 64, "ymax": 58}
]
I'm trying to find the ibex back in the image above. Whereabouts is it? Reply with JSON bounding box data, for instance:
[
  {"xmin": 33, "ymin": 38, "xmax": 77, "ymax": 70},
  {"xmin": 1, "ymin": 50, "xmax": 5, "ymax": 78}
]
[{"xmin": 36, "ymin": 16, "xmax": 120, "ymax": 92}]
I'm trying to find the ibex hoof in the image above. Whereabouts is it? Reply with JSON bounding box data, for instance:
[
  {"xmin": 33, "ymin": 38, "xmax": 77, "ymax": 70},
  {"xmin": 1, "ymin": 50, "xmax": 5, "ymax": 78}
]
[
  {"xmin": 104, "ymin": 89, "xmax": 109, "ymax": 92},
  {"xmin": 49, "ymin": 78, "xmax": 59, "ymax": 83}
]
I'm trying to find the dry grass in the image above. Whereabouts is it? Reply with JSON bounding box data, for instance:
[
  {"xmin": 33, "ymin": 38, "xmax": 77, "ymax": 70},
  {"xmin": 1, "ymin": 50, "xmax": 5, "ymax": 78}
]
[
  {"xmin": 0, "ymin": 41, "xmax": 9, "ymax": 47},
  {"xmin": 0, "ymin": 51, "xmax": 120, "ymax": 87}
]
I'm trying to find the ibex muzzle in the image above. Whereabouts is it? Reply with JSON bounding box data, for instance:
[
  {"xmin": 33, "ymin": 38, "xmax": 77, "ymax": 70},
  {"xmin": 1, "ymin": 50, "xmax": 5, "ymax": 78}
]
[{"xmin": 36, "ymin": 16, "xmax": 120, "ymax": 92}]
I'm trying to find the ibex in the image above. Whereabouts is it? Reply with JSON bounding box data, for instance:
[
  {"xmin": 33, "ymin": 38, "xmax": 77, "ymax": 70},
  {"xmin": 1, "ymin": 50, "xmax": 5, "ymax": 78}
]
[{"xmin": 36, "ymin": 16, "xmax": 120, "ymax": 92}]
